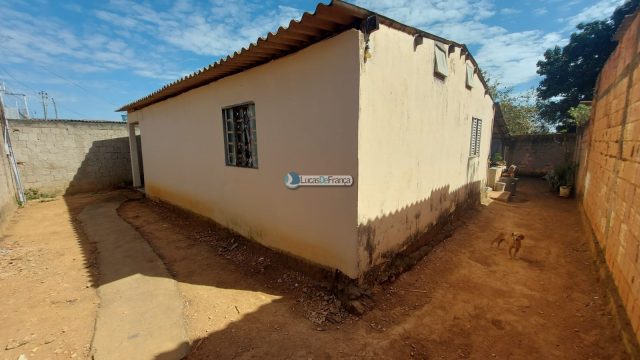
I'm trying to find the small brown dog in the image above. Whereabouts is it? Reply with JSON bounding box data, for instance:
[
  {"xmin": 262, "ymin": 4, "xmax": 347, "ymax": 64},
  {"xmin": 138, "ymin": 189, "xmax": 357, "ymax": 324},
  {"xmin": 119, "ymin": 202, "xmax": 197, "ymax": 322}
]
[{"xmin": 492, "ymin": 232, "xmax": 525, "ymax": 258}]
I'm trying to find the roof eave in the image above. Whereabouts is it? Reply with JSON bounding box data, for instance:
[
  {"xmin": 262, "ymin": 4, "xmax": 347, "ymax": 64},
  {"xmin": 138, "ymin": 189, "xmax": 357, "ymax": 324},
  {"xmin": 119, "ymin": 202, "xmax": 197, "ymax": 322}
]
[{"xmin": 118, "ymin": 0, "xmax": 493, "ymax": 112}]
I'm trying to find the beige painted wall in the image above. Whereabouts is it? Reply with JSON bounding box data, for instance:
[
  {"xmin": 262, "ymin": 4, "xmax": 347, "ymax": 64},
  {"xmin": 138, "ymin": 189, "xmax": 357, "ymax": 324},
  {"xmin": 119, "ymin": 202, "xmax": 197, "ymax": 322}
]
[
  {"xmin": 9, "ymin": 120, "xmax": 131, "ymax": 195},
  {"xmin": 129, "ymin": 30, "xmax": 361, "ymax": 277},
  {"xmin": 129, "ymin": 26, "xmax": 495, "ymax": 279},
  {"xmin": 357, "ymin": 25, "xmax": 495, "ymax": 272}
]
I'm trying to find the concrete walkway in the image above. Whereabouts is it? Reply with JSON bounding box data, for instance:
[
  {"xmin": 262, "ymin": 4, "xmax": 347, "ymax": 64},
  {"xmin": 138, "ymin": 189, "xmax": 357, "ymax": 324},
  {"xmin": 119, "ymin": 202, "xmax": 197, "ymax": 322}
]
[{"xmin": 78, "ymin": 196, "xmax": 188, "ymax": 360}]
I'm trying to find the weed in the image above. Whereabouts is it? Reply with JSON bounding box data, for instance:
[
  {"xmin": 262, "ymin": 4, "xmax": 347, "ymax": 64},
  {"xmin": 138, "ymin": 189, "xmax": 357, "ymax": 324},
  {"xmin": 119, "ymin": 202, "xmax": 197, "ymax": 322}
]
[{"xmin": 24, "ymin": 188, "xmax": 57, "ymax": 201}]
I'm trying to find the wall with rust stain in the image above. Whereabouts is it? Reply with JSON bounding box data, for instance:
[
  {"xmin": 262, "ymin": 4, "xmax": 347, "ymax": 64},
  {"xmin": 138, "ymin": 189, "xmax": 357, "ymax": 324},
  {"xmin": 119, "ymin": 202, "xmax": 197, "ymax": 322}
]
[
  {"xmin": 356, "ymin": 25, "xmax": 495, "ymax": 272},
  {"xmin": 575, "ymin": 12, "xmax": 640, "ymax": 344},
  {"xmin": 128, "ymin": 30, "xmax": 361, "ymax": 277}
]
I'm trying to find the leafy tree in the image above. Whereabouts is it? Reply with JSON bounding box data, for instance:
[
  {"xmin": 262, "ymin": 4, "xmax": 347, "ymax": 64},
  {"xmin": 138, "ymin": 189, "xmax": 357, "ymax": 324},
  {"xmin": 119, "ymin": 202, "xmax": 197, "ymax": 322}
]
[
  {"xmin": 536, "ymin": 0, "xmax": 639, "ymax": 129},
  {"xmin": 568, "ymin": 104, "xmax": 591, "ymax": 126},
  {"xmin": 500, "ymin": 90, "xmax": 547, "ymax": 135},
  {"xmin": 484, "ymin": 72, "xmax": 547, "ymax": 135}
]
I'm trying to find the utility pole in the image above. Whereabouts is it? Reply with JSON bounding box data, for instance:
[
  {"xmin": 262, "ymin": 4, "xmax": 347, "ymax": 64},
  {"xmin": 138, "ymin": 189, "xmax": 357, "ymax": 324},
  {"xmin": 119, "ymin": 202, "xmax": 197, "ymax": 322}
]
[
  {"xmin": 38, "ymin": 91, "xmax": 48, "ymax": 120},
  {"xmin": 22, "ymin": 95, "xmax": 29, "ymax": 119},
  {"xmin": 51, "ymin": 97, "xmax": 58, "ymax": 119},
  {"xmin": 0, "ymin": 82, "xmax": 5, "ymax": 116}
]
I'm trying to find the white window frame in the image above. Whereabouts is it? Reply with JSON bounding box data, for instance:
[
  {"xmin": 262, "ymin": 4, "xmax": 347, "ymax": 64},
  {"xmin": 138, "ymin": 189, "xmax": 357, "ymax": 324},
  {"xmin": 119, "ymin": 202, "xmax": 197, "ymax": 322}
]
[
  {"xmin": 434, "ymin": 43, "xmax": 449, "ymax": 77},
  {"xmin": 466, "ymin": 63, "xmax": 474, "ymax": 88},
  {"xmin": 222, "ymin": 102, "xmax": 258, "ymax": 169},
  {"xmin": 470, "ymin": 117, "xmax": 482, "ymax": 157}
]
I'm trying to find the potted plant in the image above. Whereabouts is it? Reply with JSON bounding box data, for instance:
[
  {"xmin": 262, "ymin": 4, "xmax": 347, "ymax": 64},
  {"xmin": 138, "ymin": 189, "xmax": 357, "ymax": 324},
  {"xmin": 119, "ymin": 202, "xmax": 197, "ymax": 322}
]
[
  {"xmin": 490, "ymin": 152, "xmax": 506, "ymax": 167},
  {"xmin": 546, "ymin": 163, "xmax": 576, "ymax": 197},
  {"xmin": 559, "ymin": 184, "xmax": 572, "ymax": 197}
]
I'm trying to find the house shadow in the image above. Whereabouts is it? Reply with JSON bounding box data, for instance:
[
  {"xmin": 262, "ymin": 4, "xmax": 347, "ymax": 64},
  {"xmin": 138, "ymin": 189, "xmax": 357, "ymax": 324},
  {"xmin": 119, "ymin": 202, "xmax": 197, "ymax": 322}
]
[
  {"xmin": 56, "ymin": 135, "xmax": 553, "ymax": 359},
  {"xmin": 148, "ymin": 179, "xmax": 547, "ymax": 359},
  {"xmin": 60, "ymin": 169, "xmax": 509, "ymax": 358},
  {"xmin": 152, "ymin": 177, "xmax": 640, "ymax": 359},
  {"xmin": 54, "ymin": 136, "xmax": 136, "ymax": 297}
]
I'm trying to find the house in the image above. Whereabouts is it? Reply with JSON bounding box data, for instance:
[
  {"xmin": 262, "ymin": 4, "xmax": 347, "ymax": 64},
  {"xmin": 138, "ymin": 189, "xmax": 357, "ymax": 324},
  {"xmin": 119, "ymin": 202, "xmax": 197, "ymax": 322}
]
[{"xmin": 119, "ymin": 0, "xmax": 496, "ymax": 281}]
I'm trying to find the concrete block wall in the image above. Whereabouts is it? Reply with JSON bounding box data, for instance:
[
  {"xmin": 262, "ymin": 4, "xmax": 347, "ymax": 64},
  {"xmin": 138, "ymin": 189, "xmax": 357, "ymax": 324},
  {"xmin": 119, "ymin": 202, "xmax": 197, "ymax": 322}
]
[
  {"xmin": 505, "ymin": 133, "xmax": 576, "ymax": 176},
  {"xmin": 0, "ymin": 128, "xmax": 18, "ymax": 232},
  {"xmin": 576, "ymin": 12, "xmax": 640, "ymax": 343},
  {"xmin": 8, "ymin": 119, "xmax": 132, "ymax": 195}
]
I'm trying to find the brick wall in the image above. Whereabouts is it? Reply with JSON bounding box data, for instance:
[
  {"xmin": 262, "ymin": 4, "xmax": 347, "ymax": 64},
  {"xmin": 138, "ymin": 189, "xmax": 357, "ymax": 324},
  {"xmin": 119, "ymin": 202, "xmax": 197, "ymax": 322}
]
[
  {"xmin": 8, "ymin": 119, "xmax": 132, "ymax": 195},
  {"xmin": 505, "ymin": 133, "xmax": 576, "ymax": 176},
  {"xmin": 576, "ymin": 12, "xmax": 640, "ymax": 344},
  {"xmin": 0, "ymin": 127, "xmax": 18, "ymax": 232}
]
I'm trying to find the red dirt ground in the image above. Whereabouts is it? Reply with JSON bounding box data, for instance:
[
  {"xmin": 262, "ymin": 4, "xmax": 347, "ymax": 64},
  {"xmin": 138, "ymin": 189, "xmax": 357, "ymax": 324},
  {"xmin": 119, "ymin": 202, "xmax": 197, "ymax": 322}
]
[
  {"xmin": 116, "ymin": 178, "xmax": 629, "ymax": 359},
  {"xmin": 0, "ymin": 179, "xmax": 631, "ymax": 359},
  {"xmin": 0, "ymin": 193, "xmax": 107, "ymax": 360}
]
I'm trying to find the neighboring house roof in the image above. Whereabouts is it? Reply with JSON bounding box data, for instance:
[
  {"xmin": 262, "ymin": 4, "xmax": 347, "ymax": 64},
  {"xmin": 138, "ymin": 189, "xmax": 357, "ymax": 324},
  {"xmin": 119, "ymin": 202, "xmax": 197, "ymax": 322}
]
[{"xmin": 118, "ymin": 0, "xmax": 492, "ymax": 112}]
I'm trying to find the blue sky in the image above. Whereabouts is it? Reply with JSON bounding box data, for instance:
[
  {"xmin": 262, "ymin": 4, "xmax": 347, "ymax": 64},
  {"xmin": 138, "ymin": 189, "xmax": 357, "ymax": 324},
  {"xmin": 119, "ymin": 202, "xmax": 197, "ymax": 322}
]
[{"xmin": 0, "ymin": 0, "xmax": 626, "ymax": 120}]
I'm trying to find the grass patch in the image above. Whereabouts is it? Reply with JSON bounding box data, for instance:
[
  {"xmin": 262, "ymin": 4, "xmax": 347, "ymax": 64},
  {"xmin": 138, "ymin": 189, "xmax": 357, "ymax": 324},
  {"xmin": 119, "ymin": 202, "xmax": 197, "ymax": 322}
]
[{"xmin": 24, "ymin": 188, "xmax": 57, "ymax": 201}]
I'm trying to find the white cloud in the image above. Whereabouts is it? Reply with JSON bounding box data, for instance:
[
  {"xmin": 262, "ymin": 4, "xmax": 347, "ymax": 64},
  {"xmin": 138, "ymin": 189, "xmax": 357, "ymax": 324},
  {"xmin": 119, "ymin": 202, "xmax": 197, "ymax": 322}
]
[
  {"xmin": 429, "ymin": 21, "xmax": 505, "ymax": 45},
  {"xmin": 475, "ymin": 31, "xmax": 565, "ymax": 85},
  {"xmin": 500, "ymin": 8, "xmax": 521, "ymax": 15},
  {"xmin": 0, "ymin": 0, "xmax": 305, "ymax": 87},
  {"xmin": 4, "ymin": 0, "xmax": 606, "ymax": 100},
  {"xmin": 564, "ymin": 0, "xmax": 624, "ymax": 28},
  {"xmin": 96, "ymin": 0, "xmax": 303, "ymax": 57},
  {"xmin": 534, "ymin": 7, "xmax": 549, "ymax": 15},
  {"xmin": 356, "ymin": 0, "xmax": 495, "ymax": 24},
  {"xmin": 355, "ymin": 0, "xmax": 567, "ymax": 87},
  {"xmin": 0, "ymin": 7, "xmax": 182, "ymax": 81},
  {"xmin": 428, "ymin": 20, "xmax": 565, "ymax": 86}
]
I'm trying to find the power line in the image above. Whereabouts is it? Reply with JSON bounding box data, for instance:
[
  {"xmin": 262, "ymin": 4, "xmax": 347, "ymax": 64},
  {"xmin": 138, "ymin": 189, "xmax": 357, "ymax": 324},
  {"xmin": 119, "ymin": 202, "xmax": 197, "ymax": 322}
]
[
  {"xmin": 32, "ymin": 63, "xmax": 120, "ymax": 108},
  {"xmin": 0, "ymin": 64, "xmax": 39, "ymax": 95},
  {"xmin": 0, "ymin": 42, "xmax": 121, "ymax": 109},
  {"xmin": 0, "ymin": 64, "xmax": 92, "ymax": 119}
]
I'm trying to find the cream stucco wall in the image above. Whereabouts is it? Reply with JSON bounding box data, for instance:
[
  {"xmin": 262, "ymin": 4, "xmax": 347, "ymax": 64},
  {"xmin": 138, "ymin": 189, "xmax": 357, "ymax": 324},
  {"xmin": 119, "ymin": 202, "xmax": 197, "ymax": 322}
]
[
  {"xmin": 128, "ymin": 30, "xmax": 361, "ymax": 277},
  {"xmin": 357, "ymin": 25, "xmax": 495, "ymax": 272},
  {"xmin": 128, "ymin": 25, "xmax": 495, "ymax": 280}
]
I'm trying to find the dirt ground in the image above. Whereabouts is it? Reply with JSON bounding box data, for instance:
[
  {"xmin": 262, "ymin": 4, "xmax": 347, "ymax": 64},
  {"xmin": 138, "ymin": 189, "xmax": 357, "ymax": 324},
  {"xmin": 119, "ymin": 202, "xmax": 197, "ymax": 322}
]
[
  {"xmin": 0, "ymin": 193, "xmax": 106, "ymax": 360},
  {"xmin": 118, "ymin": 178, "xmax": 629, "ymax": 359},
  {"xmin": 0, "ymin": 178, "xmax": 631, "ymax": 359}
]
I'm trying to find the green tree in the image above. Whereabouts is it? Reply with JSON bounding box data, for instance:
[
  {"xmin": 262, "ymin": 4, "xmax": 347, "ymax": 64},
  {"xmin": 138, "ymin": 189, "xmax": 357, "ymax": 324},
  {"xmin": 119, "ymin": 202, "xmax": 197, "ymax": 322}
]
[
  {"xmin": 536, "ymin": 0, "xmax": 639, "ymax": 129},
  {"xmin": 484, "ymin": 72, "xmax": 546, "ymax": 135},
  {"xmin": 501, "ymin": 90, "xmax": 547, "ymax": 135},
  {"xmin": 568, "ymin": 104, "xmax": 591, "ymax": 126}
]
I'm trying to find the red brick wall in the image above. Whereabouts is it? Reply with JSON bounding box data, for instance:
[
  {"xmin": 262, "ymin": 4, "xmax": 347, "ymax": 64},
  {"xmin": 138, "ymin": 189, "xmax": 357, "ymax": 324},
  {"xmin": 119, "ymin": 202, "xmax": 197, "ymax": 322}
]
[
  {"xmin": 505, "ymin": 133, "xmax": 576, "ymax": 176},
  {"xmin": 576, "ymin": 12, "xmax": 640, "ymax": 341}
]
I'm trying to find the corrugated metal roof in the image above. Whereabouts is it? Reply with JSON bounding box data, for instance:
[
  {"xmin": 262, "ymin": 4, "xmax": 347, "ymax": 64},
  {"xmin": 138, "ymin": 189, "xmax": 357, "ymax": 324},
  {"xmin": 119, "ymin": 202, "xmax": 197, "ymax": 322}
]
[{"xmin": 118, "ymin": 0, "xmax": 492, "ymax": 112}]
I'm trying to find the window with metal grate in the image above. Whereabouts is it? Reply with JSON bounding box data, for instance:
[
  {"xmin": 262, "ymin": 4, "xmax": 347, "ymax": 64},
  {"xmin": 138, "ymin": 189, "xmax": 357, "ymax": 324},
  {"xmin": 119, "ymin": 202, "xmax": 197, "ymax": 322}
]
[{"xmin": 222, "ymin": 102, "xmax": 258, "ymax": 168}]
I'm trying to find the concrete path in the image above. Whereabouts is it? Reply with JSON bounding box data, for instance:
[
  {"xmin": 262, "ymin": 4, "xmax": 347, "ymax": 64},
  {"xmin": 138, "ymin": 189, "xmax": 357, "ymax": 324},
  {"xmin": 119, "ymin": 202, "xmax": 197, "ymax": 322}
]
[{"xmin": 78, "ymin": 196, "xmax": 188, "ymax": 360}]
